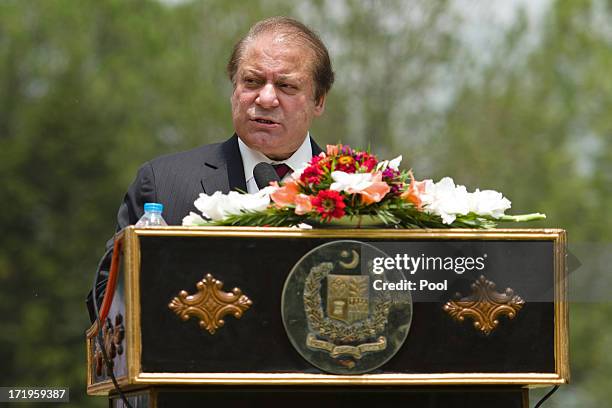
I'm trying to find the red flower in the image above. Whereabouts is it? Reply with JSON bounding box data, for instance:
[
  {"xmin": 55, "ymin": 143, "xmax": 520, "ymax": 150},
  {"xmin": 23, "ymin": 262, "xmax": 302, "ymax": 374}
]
[
  {"xmin": 360, "ymin": 155, "xmax": 378, "ymax": 172},
  {"xmin": 300, "ymin": 163, "xmax": 324, "ymax": 184},
  {"xmin": 318, "ymin": 156, "xmax": 332, "ymax": 172},
  {"xmin": 311, "ymin": 190, "xmax": 346, "ymax": 220}
]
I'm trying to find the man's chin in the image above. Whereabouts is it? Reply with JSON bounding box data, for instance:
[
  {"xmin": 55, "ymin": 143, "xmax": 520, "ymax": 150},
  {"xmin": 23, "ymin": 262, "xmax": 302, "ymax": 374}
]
[
  {"xmin": 238, "ymin": 130, "xmax": 304, "ymax": 160},
  {"xmin": 257, "ymin": 143, "xmax": 291, "ymax": 161},
  {"xmin": 239, "ymin": 133, "xmax": 281, "ymax": 156}
]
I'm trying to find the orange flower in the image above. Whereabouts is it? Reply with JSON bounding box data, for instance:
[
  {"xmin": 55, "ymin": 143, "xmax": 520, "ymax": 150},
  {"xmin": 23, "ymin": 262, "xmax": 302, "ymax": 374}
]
[
  {"xmin": 400, "ymin": 170, "xmax": 426, "ymax": 210},
  {"xmin": 270, "ymin": 180, "xmax": 300, "ymax": 208},
  {"xmin": 359, "ymin": 172, "xmax": 390, "ymax": 205},
  {"xmin": 337, "ymin": 155, "xmax": 356, "ymax": 172},
  {"xmin": 294, "ymin": 194, "xmax": 313, "ymax": 215},
  {"xmin": 326, "ymin": 144, "xmax": 339, "ymax": 156}
]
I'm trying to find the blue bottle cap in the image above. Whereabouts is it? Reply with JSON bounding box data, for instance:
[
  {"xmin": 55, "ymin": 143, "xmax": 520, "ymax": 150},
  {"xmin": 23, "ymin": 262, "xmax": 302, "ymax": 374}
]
[{"xmin": 144, "ymin": 203, "xmax": 164, "ymax": 213}]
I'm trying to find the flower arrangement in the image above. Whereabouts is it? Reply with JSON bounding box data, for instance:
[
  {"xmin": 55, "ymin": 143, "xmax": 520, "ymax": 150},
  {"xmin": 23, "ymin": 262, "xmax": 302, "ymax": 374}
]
[{"xmin": 183, "ymin": 144, "xmax": 546, "ymax": 228}]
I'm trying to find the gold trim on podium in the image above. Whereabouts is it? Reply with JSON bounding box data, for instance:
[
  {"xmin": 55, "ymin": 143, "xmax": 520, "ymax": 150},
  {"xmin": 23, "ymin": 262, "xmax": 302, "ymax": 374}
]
[
  {"xmin": 127, "ymin": 225, "xmax": 141, "ymax": 383},
  {"xmin": 555, "ymin": 230, "xmax": 570, "ymax": 383},
  {"xmin": 131, "ymin": 372, "xmax": 565, "ymax": 386},
  {"xmin": 86, "ymin": 227, "xmax": 569, "ymax": 395}
]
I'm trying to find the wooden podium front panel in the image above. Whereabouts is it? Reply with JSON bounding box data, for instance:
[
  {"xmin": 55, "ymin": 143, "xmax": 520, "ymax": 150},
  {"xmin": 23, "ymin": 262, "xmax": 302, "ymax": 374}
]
[{"xmin": 129, "ymin": 228, "xmax": 564, "ymax": 382}]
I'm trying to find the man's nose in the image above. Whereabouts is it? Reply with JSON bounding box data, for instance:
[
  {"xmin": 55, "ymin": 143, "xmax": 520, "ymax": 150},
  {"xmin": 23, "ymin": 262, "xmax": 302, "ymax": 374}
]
[{"xmin": 255, "ymin": 83, "xmax": 279, "ymax": 108}]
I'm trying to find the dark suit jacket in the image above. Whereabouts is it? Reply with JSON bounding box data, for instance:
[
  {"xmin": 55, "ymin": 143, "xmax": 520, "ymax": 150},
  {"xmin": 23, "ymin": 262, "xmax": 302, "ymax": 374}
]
[
  {"xmin": 87, "ymin": 134, "xmax": 322, "ymax": 321},
  {"xmin": 117, "ymin": 134, "xmax": 322, "ymax": 226}
]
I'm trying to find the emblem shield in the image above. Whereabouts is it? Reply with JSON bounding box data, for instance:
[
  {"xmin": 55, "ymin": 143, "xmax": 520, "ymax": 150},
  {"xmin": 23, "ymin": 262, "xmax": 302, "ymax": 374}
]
[{"xmin": 327, "ymin": 275, "xmax": 369, "ymax": 324}]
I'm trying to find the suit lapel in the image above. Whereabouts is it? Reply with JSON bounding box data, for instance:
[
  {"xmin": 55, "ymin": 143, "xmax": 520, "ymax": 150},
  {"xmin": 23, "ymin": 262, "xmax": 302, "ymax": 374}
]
[
  {"xmin": 310, "ymin": 137, "xmax": 323, "ymax": 155},
  {"xmin": 200, "ymin": 134, "xmax": 247, "ymax": 194},
  {"xmin": 201, "ymin": 161, "xmax": 230, "ymax": 194},
  {"xmin": 224, "ymin": 134, "xmax": 248, "ymax": 192}
]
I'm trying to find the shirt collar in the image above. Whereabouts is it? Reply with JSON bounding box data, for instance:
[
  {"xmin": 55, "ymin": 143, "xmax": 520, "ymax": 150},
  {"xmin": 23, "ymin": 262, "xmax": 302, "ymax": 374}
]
[{"xmin": 238, "ymin": 133, "xmax": 313, "ymax": 185}]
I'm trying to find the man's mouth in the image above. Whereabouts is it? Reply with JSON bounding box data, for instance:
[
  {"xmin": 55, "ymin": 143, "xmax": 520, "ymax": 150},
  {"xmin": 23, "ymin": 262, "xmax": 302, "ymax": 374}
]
[{"xmin": 252, "ymin": 117, "xmax": 279, "ymax": 125}]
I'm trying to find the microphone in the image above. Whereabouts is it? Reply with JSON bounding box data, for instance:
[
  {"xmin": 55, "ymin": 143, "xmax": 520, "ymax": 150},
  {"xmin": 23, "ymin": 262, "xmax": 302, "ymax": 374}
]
[{"xmin": 253, "ymin": 162, "xmax": 280, "ymax": 190}]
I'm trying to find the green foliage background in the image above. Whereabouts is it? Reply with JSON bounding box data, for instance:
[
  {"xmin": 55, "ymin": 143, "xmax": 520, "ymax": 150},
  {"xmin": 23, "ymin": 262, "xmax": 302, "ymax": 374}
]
[{"xmin": 0, "ymin": 0, "xmax": 610, "ymax": 406}]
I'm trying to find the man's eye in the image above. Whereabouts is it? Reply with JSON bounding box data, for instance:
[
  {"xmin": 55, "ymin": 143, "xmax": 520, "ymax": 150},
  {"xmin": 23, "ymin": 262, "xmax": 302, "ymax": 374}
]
[{"xmin": 244, "ymin": 78, "xmax": 259, "ymax": 86}]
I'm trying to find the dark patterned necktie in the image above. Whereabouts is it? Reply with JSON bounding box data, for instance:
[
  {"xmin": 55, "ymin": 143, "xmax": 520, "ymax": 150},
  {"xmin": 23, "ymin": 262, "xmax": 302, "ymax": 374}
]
[{"xmin": 272, "ymin": 163, "xmax": 292, "ymax": 179}]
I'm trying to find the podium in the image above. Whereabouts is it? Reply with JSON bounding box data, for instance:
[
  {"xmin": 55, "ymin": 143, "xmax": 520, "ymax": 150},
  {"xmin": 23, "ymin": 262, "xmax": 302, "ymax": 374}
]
[{"xmin": 86, "ymin": 227, "xmax": 568, "ymax": 407}]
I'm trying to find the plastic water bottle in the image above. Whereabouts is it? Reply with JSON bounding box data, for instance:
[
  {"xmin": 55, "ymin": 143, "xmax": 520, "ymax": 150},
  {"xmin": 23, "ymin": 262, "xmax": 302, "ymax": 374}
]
[{"xmin": 135, "ymin": 203, "xmax": 168, "ymax": 227}]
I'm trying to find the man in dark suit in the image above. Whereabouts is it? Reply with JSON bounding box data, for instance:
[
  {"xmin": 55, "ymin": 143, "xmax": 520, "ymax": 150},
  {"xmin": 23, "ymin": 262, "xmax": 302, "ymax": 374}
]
[{"xmin": 87, "ymin": 16, "xmax": 334, "ymax": 321}]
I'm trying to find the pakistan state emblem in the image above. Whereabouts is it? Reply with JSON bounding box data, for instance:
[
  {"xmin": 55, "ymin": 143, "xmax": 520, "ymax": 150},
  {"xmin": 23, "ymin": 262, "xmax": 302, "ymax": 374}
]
[{"xmin": 282, "ymin": 240, "xmax": 412, "ymax": 375}]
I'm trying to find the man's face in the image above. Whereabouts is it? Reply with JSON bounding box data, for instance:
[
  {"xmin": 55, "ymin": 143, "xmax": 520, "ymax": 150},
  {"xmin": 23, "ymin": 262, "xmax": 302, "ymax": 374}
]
[{"xmin": 231, "ymin": 33, "xmax": 326, "ymax": 160}]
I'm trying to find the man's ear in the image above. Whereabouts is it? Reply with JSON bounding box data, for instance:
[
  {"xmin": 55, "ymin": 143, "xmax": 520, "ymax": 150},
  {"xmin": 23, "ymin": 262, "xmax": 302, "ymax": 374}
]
[{"xmin": 314, "ymin": 94, "xmax": 326, "ymax": 116}]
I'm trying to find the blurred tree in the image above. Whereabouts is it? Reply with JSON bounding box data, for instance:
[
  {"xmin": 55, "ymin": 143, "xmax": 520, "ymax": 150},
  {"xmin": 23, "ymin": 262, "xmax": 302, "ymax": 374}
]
[
  {"xmin": 304, "ymin": 0, "xmax": 461, "ymax": 160},
  {"xmin": 429, "ymin": 0, "xmax": 612, "ymax": 406}
]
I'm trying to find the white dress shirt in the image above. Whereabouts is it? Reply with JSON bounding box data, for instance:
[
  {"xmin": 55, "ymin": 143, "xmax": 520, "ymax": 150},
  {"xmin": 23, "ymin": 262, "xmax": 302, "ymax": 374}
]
[{"xmin": 238, "ymin": 133, "xmax": 313, "ymax": 193}]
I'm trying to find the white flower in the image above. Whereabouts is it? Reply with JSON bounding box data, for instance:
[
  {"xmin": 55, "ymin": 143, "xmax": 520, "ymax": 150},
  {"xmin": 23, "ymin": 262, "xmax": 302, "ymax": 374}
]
[
  {"xmin": 233, "ymin": 191, "xmax": 270, "ymax": 212},
  {"xmin": 257, "ymin": 185, "xmax": 278, "ymax": 197},
  {"xmin": 420, "ymin": 177, "xmax": 470, "ymax": 224},
  {"xmin": 375, "ymin": 155, "xmax": 402, "ymax": 172},
  {"xmin": 376, "ymin": 154, "xmax": 402, "ymax": 171},
  {"xmin": 468, "ymin": 189, "xmax": 511, "ymax": 218},
  {"xmin": 194, "ymin": 191, "xmax": 236, "ymax": 220},
  {"xmin": 388, "ymin": 155, "xmax": 402, "ymax": 170},
  {"xmin": 330, "ymin": 171, "xmax": 374, "ymax": 193},
  {"xmin": 193, "ymin": 188, "xmax": 274, "ymax": 221},
  {"xmin": 182, "ymin": 211, "xmax": 207, "ymax": 226},
  {"xmin": 420, "ymin": 177, "xmax": 512, "ymax": 224}
]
